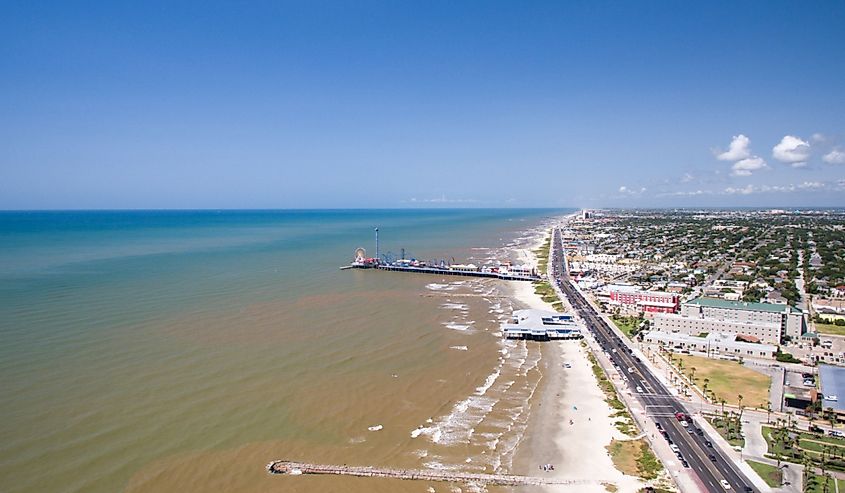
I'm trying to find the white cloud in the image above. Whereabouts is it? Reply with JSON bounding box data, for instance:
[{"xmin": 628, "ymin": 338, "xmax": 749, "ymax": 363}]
[
  {"xmin": 657, "ymin": 189, "xmax": 711, "ymax": 197},
  {"xmin": 731, "ymin": 156, "xmax": 768, "ymax": 176},
  {"xmin": 812, "ymin": 133, "xmax": 826, "ymax": 143},
  {"xmin": 716, "ymin": 134, "xmax": 751, "ymax": 161},
  {"xmin": 772, "ymin": 135, "xmax": 811, "ymax": 166},
  {"xmin": 724, "ymin": 185, "xmax": 756, "ymax": 195},
  {"xmin": 723, "ymin": 181, "xmax": 832, "ymax": 195},
  {"xmin": 618, "ymin": 186, "xmax": 647, "ymax": 196},
  {"xmin": 823, "ymin": 148, "xmax": 845, "ymax": 165},
  {"xmin": 680, "ymin": 172, "xmax": 694, "ymax": 183}
]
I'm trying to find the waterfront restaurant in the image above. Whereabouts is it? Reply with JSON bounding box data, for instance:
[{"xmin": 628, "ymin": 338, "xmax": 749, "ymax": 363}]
[{"xmin": 501, "ymin": 309, "xmax": 583, "ymax": 341}]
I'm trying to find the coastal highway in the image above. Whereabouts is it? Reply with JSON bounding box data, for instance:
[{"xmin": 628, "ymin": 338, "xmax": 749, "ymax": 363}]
[{"xmin": 550, "ymin": 230, "xmax": 758, "ymax": 493}]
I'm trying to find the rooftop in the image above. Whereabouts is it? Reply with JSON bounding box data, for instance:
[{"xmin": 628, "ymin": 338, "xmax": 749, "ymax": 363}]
[
  {"xmin": 686, "ymin": 297, "xmax": 794, "ymax": 314},
  {"xmin": 819, "ymin": 364, "xmax": 845, "ymax": 413}
]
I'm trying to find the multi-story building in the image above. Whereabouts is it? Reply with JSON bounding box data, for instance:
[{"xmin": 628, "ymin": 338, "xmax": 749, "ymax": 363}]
[
  {"xmin": 651, "ymin": 297, "xmax": 807, "ymax": 344},
  {"xmin": 644, "ymin": 330, "xmax": 777, "ymax": 360},
  {"xmin": 609, "ymin": 287, "xmax": 679, "ymax": 313}
]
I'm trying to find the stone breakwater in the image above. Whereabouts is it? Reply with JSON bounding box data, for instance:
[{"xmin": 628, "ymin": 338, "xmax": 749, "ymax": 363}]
[{"xmin": 266, "ymin": 460, "xmax": 612, "ymax": 487}]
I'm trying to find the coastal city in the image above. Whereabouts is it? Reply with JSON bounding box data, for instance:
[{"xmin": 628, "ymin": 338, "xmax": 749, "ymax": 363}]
[
  {"xmin": 544, "ymin": 210, "xmax": 845, "ymax": 493},
  {"xmin": 4, "ymin": 3, "xmax": 844, "ymax": 493},
  {"xmin": 326, "ymin": 208, "xmax": 845, "ymax": 493}
]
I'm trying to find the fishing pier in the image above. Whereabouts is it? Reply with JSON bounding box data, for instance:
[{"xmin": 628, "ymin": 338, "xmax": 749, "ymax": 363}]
[{"xmin": 266, "ymin": 460, "xmax": 610, "ymax": 487}]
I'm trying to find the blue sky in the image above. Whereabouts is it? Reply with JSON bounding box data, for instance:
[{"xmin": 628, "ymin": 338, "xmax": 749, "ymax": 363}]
[{"xmin": 1, "ymin": 1, "xmax": 844, "ymax": 209}]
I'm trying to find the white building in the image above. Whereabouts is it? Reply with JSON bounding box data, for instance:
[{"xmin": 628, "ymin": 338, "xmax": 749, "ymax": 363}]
[
  {"xmin": 501, "ymin": 309, "xmax": 583, "ymax": 340},
  {"xmin": 644, "ymin": 330, "xmax": 777, "ymax": 360},
  {"xmin": 651, "ymin": 297, "xmax": 807, "ymax": 344}
]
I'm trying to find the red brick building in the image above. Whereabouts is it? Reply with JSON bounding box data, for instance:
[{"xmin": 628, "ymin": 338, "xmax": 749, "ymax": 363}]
[{"xmin": 609, "ymin": 289, "xmax": 679, "ymax": 313}]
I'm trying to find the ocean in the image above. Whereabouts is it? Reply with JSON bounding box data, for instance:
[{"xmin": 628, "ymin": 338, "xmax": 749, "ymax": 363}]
[{"xmin": 0, "ymin": 209, "xmax": 570, "ymax": 493}]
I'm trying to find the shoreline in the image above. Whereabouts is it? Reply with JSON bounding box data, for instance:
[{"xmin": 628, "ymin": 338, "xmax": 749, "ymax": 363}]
[{"xmin": 507, "ymin": 216, "xmax": 645, "ymax": 492}]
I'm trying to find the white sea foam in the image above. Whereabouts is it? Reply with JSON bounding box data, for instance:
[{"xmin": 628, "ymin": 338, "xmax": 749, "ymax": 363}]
[
  {"xmin": 426, "ymin": 283, "xmax": 455, "ymax": 291},
  {"xmin": 367, "ymin": 424, "xmax": 383, "ymax": 431},
  {"xmin": 450, "ymin": 345, "xmax": 468, "ymax": 351},
  {"xmin": 441, "ymin": 303, "xmax": 468, "ymax": 310},
  {"xmin": 475, "ymin": 368, "xmax": 501, "ymax": 396},
  {"xmin": 444, "ymin": 323, "xmax": 471, "ymax": 331}
]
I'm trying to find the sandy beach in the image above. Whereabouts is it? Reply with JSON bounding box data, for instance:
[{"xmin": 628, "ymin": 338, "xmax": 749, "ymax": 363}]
[{"xmin": 508, "ymin": 219, "xmax": 646, "ymax": 493}]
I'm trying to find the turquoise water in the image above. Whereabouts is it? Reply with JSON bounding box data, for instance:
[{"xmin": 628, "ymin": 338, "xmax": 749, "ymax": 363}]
[{"xmin": 0, "ymin": 209, "xmax": 569, "ymax": 493}]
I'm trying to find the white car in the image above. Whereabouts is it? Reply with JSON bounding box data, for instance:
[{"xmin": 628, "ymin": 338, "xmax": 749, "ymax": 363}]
[
  {"xmin": 720, "ymin": 479, "xmax": 732, "ymax": 490},
  {"xmin": 636, "ymin": 386, "xmax": 643, "ymax": 393},
  {"xmin": 680, "ymin": 420, "xmax": 689, "ymax": 427},
  {"xmin": 670, "ymin": 444, "xmax": 680, "ymax": 453},
  {"xmin": 627, "ymin": 367, "xmax": 635, "ymax": 373}
]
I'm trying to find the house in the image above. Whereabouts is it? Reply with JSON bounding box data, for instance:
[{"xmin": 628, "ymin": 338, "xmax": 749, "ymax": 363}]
[{"xmin": 762, "ymin": 290, "xmax": 788, "ymax": 305}]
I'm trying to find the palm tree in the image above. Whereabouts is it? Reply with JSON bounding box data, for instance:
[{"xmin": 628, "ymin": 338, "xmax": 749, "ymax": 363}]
[
  {"xmin": 703, "ymin": 378, "xmax": 710, "ymax": 402},
  {"xmin": 689, "ymin": 366, "xmax": 696, "ymax": 383},
  {"xmin": 765, "ymin": 401, "xmax": 772, "ymax": 424},
  {"xmin": 720, "ymin": 397, "xmax": 727, "ymax": 417}
]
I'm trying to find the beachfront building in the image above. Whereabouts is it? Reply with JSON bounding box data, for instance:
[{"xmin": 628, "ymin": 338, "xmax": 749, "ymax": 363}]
[
  {"xmin": 608, "ymin": 286, "xmax": 679, "ymax": 314},
  {"xmin": 501, "ymin": 309, "xmax": 583, "ymax": 340},
  {"xmin": 643, "ymin": 330, "xmax": 777, "ymax": 360},
  {"xmin": 651, "ymin": 297, "xmax": 807, "ymax": 344}
]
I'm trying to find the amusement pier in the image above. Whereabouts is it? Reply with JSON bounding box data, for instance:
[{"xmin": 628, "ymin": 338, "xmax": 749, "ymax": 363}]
[
  {"xmin": 341, "ymin": 228, "xmax": 540, "ymax": 281},
  {"xmin": 266, "ymin": 460, "xmax": 611, "ymax": 488}
]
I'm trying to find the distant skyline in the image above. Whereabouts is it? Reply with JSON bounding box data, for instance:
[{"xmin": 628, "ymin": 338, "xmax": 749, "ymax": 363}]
[{"xmin": 1, "ymin": 1, "xmax": 844, "ymax": 209}]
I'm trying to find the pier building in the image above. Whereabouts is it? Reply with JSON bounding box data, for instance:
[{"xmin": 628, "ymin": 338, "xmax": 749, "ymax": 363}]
[{"xmin": 501, "ymin": 309, "xmax": 583, "ymax": 340}]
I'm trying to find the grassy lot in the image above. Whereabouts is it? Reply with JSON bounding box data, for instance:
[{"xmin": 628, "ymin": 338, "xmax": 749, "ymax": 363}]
[
  {"xmin": 611, "ymin": 317, "xmax": 638, "ymax": 338},
  {"xmin": 533, "ymin": 281, "xmax": 559, "ymax": 305},
  {"xmin": 804, "ymin": 472, "xmax": 839, "ymax": 493},
  {"xmin": 815, "ymin": 322, "xmax": 845, "ymax": 336},
  {"xmin": 762, "ymin": 425, "xmax": 845, "ymax": 472},
  {"xmin": 606, "ymin": 438, "xmax": 662, "ymax": 480},
  {"xmin": 675, "ymin": 354, "xmax": 770, "ymax": 406},
  {"xmin": 747, "ymin": 460, "xmax": 782, "ymax": 487},
  {"xmin": 707, "ymin": 415, "xmax": 745, "ymax": 447}
]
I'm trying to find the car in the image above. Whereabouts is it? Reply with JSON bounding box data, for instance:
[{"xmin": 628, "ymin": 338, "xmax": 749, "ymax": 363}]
[
  {"xmin": 627, "ymin": 367, "xmax": 635, "ymax": 373},
  {"xmin": 682, "ymin": 459, "xmax": 689, "ymax": 468},
  {"xmin": 705, "ymin": 440, "xmax": 713, "ymax": 447},
  {"xmin": 661, "ymin": 431, "xmax": 669, "ymax": 439},
  {"xmin": 669, "ymin": 444, "xmax": 680, "ymax": 453},
  {"xmin": 829, "ymin": 430, "xmax": 844, "ymax": 438},
  {"xmin": 709, "ymin": 454, "xmax": 717, "ymax": 462},
  {"xmin": 680, "ymin": 420, "xmax": 689, "ymax": 428},
  {"xmin": 675, "ymin": 412, "xmax": 687, "ymax": 421},
  {"xmin": 742, "ymin": 486, "xmax": 752, "ymax": 492},
  {"xmin": 696, "ymin": 428, "xmax": 704, "ymax": 436},
  {"xmin": 636, "ymin": 386, "xmax": 643, "ymax": 393},
  {"xmin": 655, "ymin": 422, "xmax": 663, "ymax": 431},
  {"xmin": 720, "ymin": 479, "xmax": 732, "ymax": 490}
]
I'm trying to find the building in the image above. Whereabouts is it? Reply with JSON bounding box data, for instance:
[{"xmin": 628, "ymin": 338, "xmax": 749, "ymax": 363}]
[
  {"xmin": 643, "ymin": 330, "xmax": 776, "ymax": 360},
  {"xmin": 813, "ymin": 298, "xmax": 845, "ymax": 322},
  {"xmin": 651, "ymin": 297, "xmax": 807, "ymax": 344},
  {"xmin": 501, "ymin": 309, "xmax": 583, "ymax": 340},
  {"xmin": 609, "ymin": 287, "xmax": 679, "ymax": 314},
  {"xmin": 818, "ymin": 365, "xmax": 845, "ymax": 418}
]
